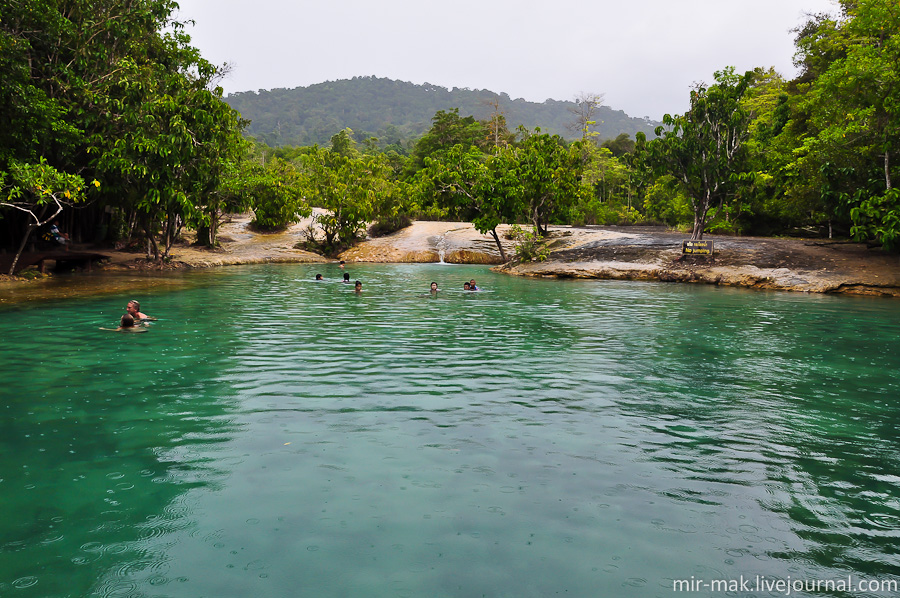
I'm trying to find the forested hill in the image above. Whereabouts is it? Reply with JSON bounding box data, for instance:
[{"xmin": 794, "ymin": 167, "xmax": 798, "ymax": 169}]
[{"xmin": 224, "ymin": 76, "xmax": 659, "ymax": 148}]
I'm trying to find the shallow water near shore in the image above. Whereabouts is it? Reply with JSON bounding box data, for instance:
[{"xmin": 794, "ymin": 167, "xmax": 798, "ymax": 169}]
[{"xmin": 2, "ymin": 263, "xmax": 900, "ymax": 597}]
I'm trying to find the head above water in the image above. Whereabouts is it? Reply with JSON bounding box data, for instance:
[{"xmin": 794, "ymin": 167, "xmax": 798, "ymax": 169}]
[
  {"xmin": 120, "ymin": 313, "xmax": 135, "ymax": 328},
  {"xmin": 315, "ymin": 274, "xmax": 323, "ymax": 280},
  {"xmin": 354, "ymin": 280, "xmax": 362, "ymax": 291},
  {"xmin": 463, "ymin": 282, "xmax": 471, "ymax": 290},
  {"xmin": 430, "ymin": 282, "xmax": 438, "ymax": 291},
  {"xmin": 126, "ymin": 300, "xmax": 140, "ymax": 315},
  {"xmin": 343, "ymin": 273, "xmax": 350, "ymax": 282}
]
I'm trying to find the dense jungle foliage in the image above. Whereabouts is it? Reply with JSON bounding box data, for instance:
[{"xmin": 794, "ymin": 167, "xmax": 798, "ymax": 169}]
[{"xmin": 2, "ymin": 0, "xmax": 898, "ymax": 273}]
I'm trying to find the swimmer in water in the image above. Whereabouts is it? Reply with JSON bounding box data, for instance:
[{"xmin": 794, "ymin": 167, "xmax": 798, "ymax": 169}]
[
  {"xmin": 126, "ymin": 300, "xmax": 156, "ymax": 322},
  {"xmin": 463, "ymin": 282, "xmax": 471, "ymax": 291},
  {"xmin": 469, "ymin": 279, "xmax": 478, "ymax": 291},
  {"xmin": 315, "ymin": 273, "xmax": 324, "ymax": 280},
  {"xmin": 100, "ymin": 313, "xmax": 148, "ymax": 332},
  {"xmin": 354, "ymin": 280, "xmax": 362, "ymax": 293},
  {"xmin": 430, "ymin": 281, "xmax": 439, "ymax": 294},
  {"xmin": 343, "ymin": 273, "xmax": 351, "ymax": 283}
]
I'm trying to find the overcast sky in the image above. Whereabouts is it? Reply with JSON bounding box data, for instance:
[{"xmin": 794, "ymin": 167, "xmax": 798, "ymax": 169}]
[{"xmin": 175, "ymin": 0, "xmax": 838, "ymax": 121}]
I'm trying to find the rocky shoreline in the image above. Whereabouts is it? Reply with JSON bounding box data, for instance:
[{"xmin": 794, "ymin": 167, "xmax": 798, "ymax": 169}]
[
  {"xmin": 3, "ymin": 216, "xmax": 899, "ymax": 297},
  {"xmin": 497, "ymin": 227, "xmax": 900, "ymax": 297}
]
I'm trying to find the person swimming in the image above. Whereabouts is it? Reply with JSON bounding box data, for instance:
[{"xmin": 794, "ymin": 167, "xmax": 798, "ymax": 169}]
[
  {"xmin": 430, "ymin": 282, "xmax": 439, "ymax": 293},
  {"xmin": 343, "ymin": 273, "xmax": 351, "ymax": 283},
  {"xmin": 315, "ymin": 273, "xmax": 324, "ymax": 280},
  {"xmin": 126, "ymin": 300, "xmax": 156, "ymax": 321},
  {"xmin": 469, "ymin": 279, "xmax": 478, "ymax": 291},
  {"xmin": 354, "ymin": 280, "xmax": 362, "ymax": 293},
  {"xmin": 463, "ymin": 282, "xmax": 471, "ymax": 291},
  {"xmin": 100, "ymin": 313, "xmax": 148, "ymax": 332}
]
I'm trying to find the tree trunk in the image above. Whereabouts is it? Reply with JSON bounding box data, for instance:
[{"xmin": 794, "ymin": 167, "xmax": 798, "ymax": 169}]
[
  {"xmin": 490, "ymin": 228, "xmax": 507, "ymax": 262},
  {"xmin": 691, "ymin": 195, "xmax": 711, "ymax": 240},
  {"xmin": 885, "ymin": 150, "xmax": 891, "ymax": 191},
  {"xmin": 691, "ymin": 217, "xmax": 703, "ymax": 240},
  {"xmin": 209, "ymin": 209, "xmax": 219, "ymax": 246},
  {"xmin": 143, "ymin": 219, "xmax": 160, "ymax": 261},
  {"xmin": 8, "ymin": 224, "xmax": 36, "ymax": 276},
  {"xmin": 196, "ymin": 224, "xmax": 211, "ymax": 246},
  {"xmin": 8, "ymin": 204, "xmax": 51, "ymax": 276}
]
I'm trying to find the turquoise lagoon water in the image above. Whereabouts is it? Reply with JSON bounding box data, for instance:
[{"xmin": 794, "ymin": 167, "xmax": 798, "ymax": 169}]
[{"xmin": 1, "ymin": 264, "xmax": 899, "ymax": 597}]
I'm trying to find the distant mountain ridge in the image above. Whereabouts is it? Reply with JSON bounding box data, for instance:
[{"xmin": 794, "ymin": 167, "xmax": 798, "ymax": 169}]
[{"xmin": 224, "ymin": 76, "xmax": 659, "ymax": 148}]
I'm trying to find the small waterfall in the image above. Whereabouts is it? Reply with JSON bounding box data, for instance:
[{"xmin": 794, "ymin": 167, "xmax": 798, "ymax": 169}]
[{"xmin": 436, "ymin": 233, "xmax": 448, "ymax": 264}]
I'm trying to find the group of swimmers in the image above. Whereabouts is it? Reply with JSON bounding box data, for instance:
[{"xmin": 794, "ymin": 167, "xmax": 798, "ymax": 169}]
[
  {"xmin": 315, "ymin": 272, "xmax": 362, "ymax": 292},
  {"xmin": 313, "ymin": 272, "xmax": 481, "ymax": 296},
  {"xmin": 101, "ymin": 273, "xmax": 482, "ymax": 335},
  {"xmin": 432, "ymin": 279, "xmax": 480, "ymax": 293},
  {"xmin": 100, "ymin": 299, "xmax": 156, "ymax": 332}
]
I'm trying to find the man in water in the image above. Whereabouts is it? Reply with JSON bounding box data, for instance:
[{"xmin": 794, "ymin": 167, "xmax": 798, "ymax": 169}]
[
  {"xmin": 343, "ymin": 273, "xmax": 351, "ymax": 283},
  {"xmin": 469, "ymin": 279, "xmax": 478, "ymax": 291},
  {"xmin": 126, "ymin": 300, "xmax": 154, "ymax": 322},
  {"xmin": 463, "ymin": 282, "xmax": 471, "ymax": 291},
  {"xmin": 430, "ymin": 282, "xmax": 439, "ymax": 294},
  {"xmin": 354, "ymin": 280, "xmax": 362, "ymax": 293},
  {"xmin": 315, "ymin": 274, "xmax": 324, "ymax": 281}
]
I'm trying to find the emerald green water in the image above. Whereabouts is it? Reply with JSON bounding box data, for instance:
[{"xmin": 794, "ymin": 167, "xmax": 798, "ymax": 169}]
[{"xmin": 2, "ymin": 264, "xmax": 900, "ymax": 597}]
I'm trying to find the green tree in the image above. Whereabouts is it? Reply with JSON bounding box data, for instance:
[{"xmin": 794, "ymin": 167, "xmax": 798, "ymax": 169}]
[
  {"xmin": 1, "ymin": 159, "xmax": 91, "ymax": 274},
  {"xmin": 643, "ymin": 68, "xmax": 754, "ymax": 239},
  {"xmin": 799, "ymin": 0, "xmax": 900, "ymax": 247},
  {"xmin": 421, "ymin": 145, "xmax": 522, "ymax": 261},
  {"xmin": 226, "ymin": 157, "xmax": 309, "ymax": 231},
  {"xmin": 507, "ymin": 129, "xmax": 583, "ymax": 236},
  {"xmin": 601, "ymin": 133, "xmax": 636, "ymax": 158},
  {"xmin": 1, "ymin": 0, "xmax": 247, "ymax": 259},
  {"xmin": 408, "ymin": 108, "xmax": 489, "ymax": 172},
  {"xmin": 300, "ymin": 148, "xmax": 390, "ymax": 254}
]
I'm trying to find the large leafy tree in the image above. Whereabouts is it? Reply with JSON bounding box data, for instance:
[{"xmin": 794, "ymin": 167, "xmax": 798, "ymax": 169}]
[
  {"xmin": 421, "ymin": 145, "xmax": 522, "ymax": 261},
  {"xmin": 1, "ymin": 159, "xmax": 91, "ymax": 274},
  {"xmin": 407, "ymin": 108, "xmax": 489, "ymax": 172},
  {"xmin": 1, "ymin": 0, "xmax": 246, "ymax": 259},
  {"xmin": 300, "ymin": 147, "xmax": 393, "ymax": 254},
  {"xmin": 794, "ymin": 0, "xmax": 900, "ymax": 248},
  {"xmin": 507, "ymin": 129, "xmax": 583, "ymax": 236},
  {"xmin": 641, "ymin": 68, "xmax": 754, "ymax": 239},
  {"xmin": 228, "ymin": 156, "xmax": 309, "ymax": 232}
]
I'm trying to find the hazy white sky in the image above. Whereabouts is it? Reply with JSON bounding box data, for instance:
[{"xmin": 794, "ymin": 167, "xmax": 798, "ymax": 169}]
[{"xmin": 175, "ymin": 0, "xmax": 837, "ymax": 120}]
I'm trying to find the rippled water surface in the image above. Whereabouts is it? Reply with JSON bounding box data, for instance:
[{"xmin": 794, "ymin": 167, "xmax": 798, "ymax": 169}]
[{"xmin": 2, "ymin": 264, "xmax": 900, "ymax": 597}]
